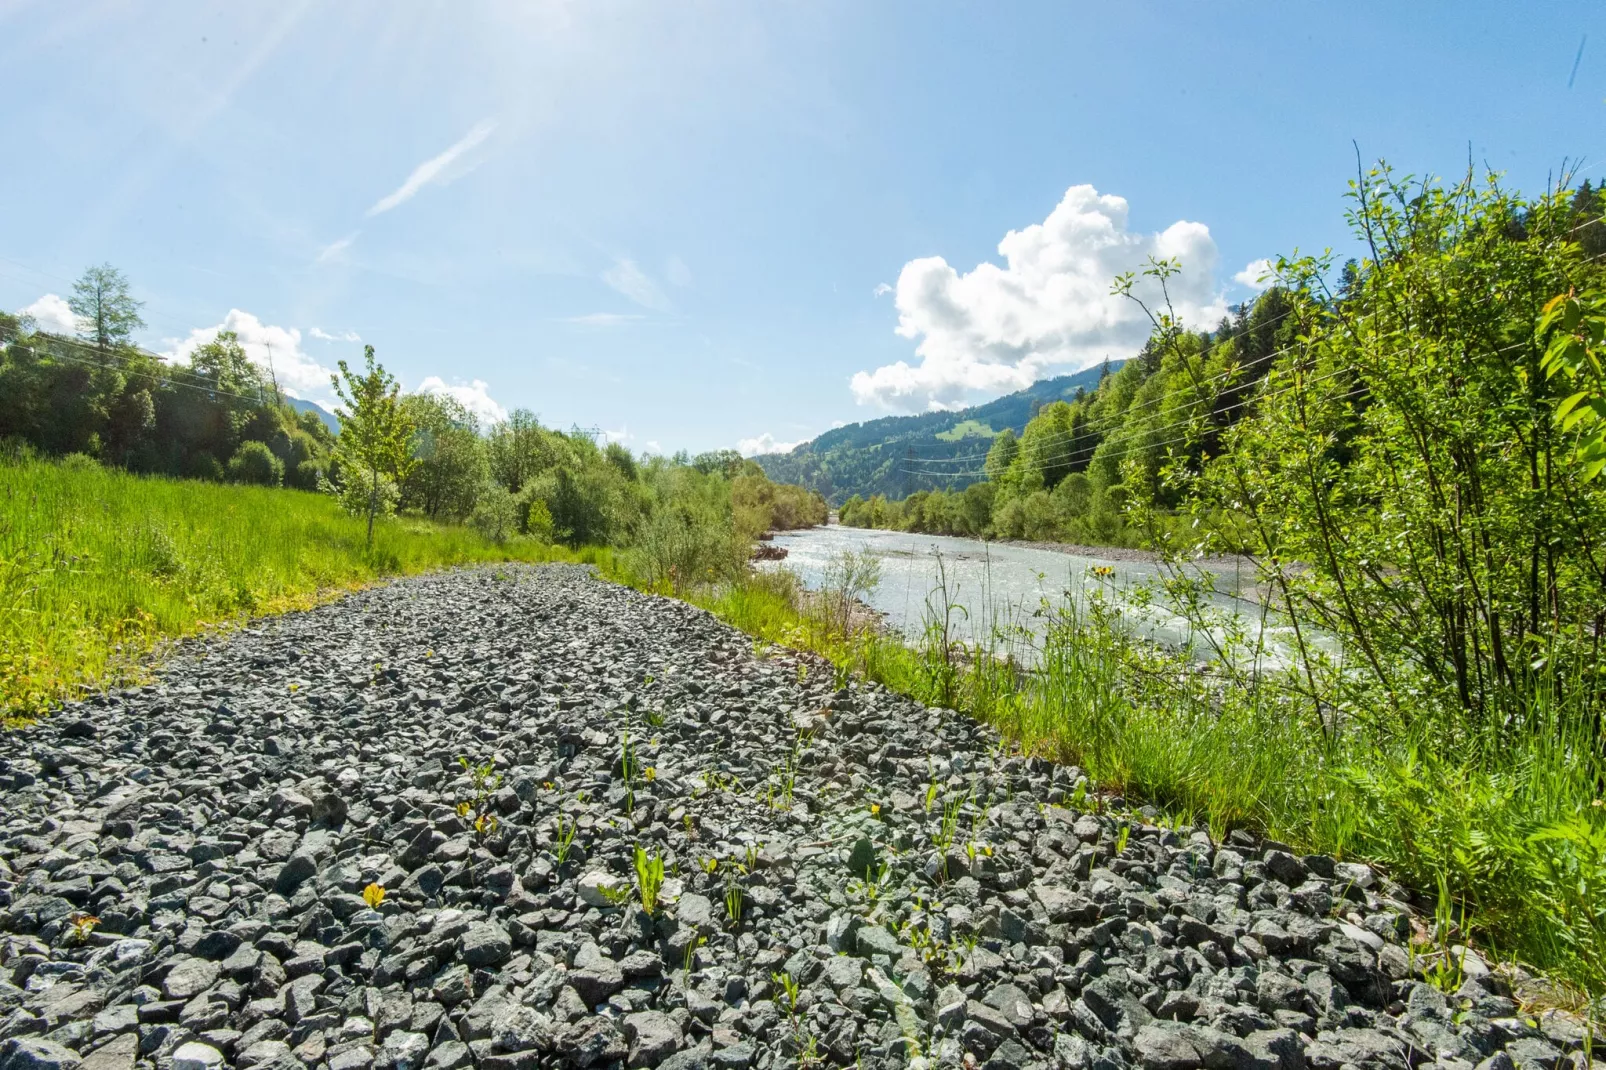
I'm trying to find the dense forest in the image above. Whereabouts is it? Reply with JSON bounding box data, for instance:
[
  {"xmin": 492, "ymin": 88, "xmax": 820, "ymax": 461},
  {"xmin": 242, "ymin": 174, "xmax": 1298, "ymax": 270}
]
[
  {"xmin": 754, "ymin": 361, "xmax": 1119, "ymax": 503},
  {"xmin": 0, "ymin": 270, "xmax": 827, "ymax": 590},
  {"xmin": 843, "ymin": 176, "xmax": 1606, "ymax": 549}
]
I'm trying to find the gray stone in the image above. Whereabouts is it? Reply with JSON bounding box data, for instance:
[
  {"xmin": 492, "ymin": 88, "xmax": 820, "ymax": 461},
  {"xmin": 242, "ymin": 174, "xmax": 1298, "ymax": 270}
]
[
  {"xmin": 376, "ymin": 1033, "xmax": 430, "ymax": 1070},
  {"xmin": 161, "ymin": 959, "xmax": 220, "ymax": 1001},
  {"xmin": 459, "ymin": 922, "xmax": 512, "ymax": 968},
  {"xmin": 0, "ymin": 1039, "xmax": 82, "ymax": 1070},
  {"xmin": 623, "ymin": 1011, "xmax": 681, "ymax": 1067},
  {"xmin": 1133, "ymin": 1025, "xmax": 1202, "ymax": 1070},
  {"xmin": 170, "ymin": 1043, "xmax": 224, "ymax": 1070}
]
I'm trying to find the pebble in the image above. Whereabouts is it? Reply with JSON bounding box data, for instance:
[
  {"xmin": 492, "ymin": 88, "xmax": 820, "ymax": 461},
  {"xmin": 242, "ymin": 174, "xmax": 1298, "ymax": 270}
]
[{"xmin": 0, "ymin": 564, "xmax": 1593, "ymax": 1070}]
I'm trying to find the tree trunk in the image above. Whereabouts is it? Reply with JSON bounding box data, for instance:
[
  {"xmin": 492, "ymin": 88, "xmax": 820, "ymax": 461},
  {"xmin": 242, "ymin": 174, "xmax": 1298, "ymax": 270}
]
[{"xmin": 367, "ymin": 467, "xmax": 378, "ymax": 549}]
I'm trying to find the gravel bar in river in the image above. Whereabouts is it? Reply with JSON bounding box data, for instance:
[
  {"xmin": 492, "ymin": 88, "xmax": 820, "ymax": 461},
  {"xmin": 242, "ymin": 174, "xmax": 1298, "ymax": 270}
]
[{"xmin": 0, "ymin": 565, "xmax": 1593, "ymax": 1070}]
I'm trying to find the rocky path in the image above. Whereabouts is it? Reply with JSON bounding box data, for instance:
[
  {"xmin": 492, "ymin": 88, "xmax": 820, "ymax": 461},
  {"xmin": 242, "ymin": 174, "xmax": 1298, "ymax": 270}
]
[{"xmin": 0, "ymin": 566, "xmax": 1592, "ymax": 1070}]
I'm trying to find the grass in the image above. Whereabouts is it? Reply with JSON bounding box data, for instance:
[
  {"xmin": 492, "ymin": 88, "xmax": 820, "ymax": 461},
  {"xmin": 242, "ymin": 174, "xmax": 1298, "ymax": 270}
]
[
  {"xmin": 681, "ymin": 567, "xmax": 1606, "ymax": 1004},
  {"xmin": 0, "ymin": 454, "xmax": 604, "ymax": 722}
]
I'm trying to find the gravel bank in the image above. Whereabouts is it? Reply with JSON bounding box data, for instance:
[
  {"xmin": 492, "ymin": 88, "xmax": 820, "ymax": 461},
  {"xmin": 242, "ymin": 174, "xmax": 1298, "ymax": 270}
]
[{"xmin": 0, "ymin": 565, "xmax": 1592, "ymax": 1070}]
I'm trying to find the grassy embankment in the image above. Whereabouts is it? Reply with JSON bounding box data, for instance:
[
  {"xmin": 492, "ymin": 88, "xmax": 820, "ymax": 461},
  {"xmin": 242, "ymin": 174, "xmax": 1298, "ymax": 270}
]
[
  {"xmin": 0, "ymin": 454, "xmax": 606, "ymax": 723},
  {"xmin": 687, "ymin": 568, "xmax": 1606, "ymax": 1006},
  {"xmin": 6, "ymin": 451, "xmax": 1602, "ymax": 1005}
]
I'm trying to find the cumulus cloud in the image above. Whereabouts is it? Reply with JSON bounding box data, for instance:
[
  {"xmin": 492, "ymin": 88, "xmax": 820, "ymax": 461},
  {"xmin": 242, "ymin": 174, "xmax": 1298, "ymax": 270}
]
[
  {"xmin": 367, "ymin": 119, "xmax": 495, "ymax": 217},
  {"xmin": 851, "ymin": 184, "xmax": 1227, "ymax": 411},
  {"xmin": 561, "ymin": 313, "xmax": 644, "ymax": 327},
  {"xmin": 737, "ymin": 432, "xmax": 802, "ymax": 457},
  {"xmin": 602, "ymin": 258, "xmax": 671, "ymax": 311},
  {"xmin": 309, "ymin": 326, "xmax": 361, "ymax": 342},
  {"xmin": 416, "ymin": 376, "xmax": 507, "ymax": 426},
  {"xmin": 164, "ymin": 310, "xmax": 338, "ymax": 408},
  {"xmin": 19, "ymin": 293, "xmax": 76, "ymax": 335},
  {"xmin": 873, "ymin": 283, "xmax": 892, "ymax": 297},
  {"xmin": 601, "ymin": 427, "xmax": 631, "ymax": 445},
  {"xmin": 1234, "ymin": 258, "xmax": 1273, "ymax": 291}
]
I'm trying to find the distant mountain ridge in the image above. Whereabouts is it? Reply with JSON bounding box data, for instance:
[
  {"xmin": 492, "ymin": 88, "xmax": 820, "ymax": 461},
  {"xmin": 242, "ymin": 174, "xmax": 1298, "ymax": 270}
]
[
  {"xmin": 755, "ymin": 361, "xmax": 1124, "ymax": 503},
  {"xmin": 286, "ymin": 396, "xmax": 340, "ymax": 434}
]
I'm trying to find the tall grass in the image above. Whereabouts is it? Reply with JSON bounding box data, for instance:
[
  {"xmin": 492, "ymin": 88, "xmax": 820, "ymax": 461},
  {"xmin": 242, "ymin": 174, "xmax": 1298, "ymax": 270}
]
[
  {"xmin": 0, "ymin": 454, "xmax": 593, "ymax": 721},
  {"xmin": 684, "ymin": 565, "xmax": 1606, "ymax": 1002}
]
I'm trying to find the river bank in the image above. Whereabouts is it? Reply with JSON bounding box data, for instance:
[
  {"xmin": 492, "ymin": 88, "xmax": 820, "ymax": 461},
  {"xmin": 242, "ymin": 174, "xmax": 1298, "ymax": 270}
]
[{"xmin": 2, "ymin": 564, "xmax": 1579, "ymax": 1070}]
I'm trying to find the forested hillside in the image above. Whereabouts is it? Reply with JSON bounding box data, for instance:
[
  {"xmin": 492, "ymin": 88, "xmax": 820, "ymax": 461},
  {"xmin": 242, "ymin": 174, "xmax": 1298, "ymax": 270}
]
[
  {"xmin": 754, "ymin": 360, "xmax": 1120, "ymax": 503},
  {"xmin": 844, "ymin": 175, "xmax": 1606, "ymax": 547}
]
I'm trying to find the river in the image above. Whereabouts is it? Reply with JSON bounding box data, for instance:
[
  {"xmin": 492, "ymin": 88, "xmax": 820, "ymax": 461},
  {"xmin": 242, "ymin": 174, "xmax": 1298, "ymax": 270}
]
[{"xmin": 763, "ymin": 524, "xmax": 1269, "ymax": 656}]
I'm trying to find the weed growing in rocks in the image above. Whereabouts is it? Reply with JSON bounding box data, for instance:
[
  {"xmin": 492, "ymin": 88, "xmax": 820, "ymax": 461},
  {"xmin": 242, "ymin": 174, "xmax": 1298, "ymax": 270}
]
[{"xmin": 633, "ymin": 844, "xmax": 665, "ymax": 914}]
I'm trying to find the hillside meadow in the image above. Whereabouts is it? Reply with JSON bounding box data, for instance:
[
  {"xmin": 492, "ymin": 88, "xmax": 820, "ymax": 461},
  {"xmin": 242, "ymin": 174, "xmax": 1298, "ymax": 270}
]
[{"xmin": 0, "ymin": 452, "xmax": 604, "ymax": 722}]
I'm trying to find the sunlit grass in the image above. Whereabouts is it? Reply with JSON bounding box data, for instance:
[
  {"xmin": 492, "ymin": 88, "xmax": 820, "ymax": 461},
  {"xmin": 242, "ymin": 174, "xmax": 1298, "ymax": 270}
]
[
  {"xmin": 677, "ymin": 569, "xmax": 1606, "ymax": 998},
  {"xmin": 0, "ymin": 455, "xmax": 592, "ymax": 722}
]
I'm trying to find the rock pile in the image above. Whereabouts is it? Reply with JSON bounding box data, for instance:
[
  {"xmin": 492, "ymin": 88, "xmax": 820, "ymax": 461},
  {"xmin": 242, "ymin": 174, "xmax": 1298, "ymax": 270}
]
[{"xmin": 0, "ymin": 565, "xmax": 1594, "ymax": 1070}]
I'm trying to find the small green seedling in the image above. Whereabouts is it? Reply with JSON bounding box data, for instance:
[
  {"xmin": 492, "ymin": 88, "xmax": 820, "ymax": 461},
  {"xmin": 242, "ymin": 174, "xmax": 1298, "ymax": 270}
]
[
  {"xmin": 634, "ymin": 845, "xmax": 665, "ymax": 915},
  {"xmin": 553, "ymin": 812, "xmax": 578, "ymax": 865}
]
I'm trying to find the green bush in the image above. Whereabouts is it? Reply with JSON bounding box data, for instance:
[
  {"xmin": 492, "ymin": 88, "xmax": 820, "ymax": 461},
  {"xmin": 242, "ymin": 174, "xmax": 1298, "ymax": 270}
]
[{"xmin": 226, "ymin": 441, "xmax": 285, "ymax": 486}]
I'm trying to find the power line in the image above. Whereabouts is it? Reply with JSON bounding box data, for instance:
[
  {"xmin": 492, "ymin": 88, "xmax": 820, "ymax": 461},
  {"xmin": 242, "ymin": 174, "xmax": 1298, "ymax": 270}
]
[
  {"xmin": 899, "ymin": 234, "xmax": 1606, "ymax": 472},
  {"xmin": 895, "ymin": 326, "xmax": 1566, "ymax": 483},
  {"xmin": 0, "ymin": 326, "xmax": 296, "ymax": 409}
]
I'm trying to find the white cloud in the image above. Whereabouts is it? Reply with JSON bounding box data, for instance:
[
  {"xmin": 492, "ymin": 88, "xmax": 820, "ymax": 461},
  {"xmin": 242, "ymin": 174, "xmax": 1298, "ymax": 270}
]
[
  {"xmin": 1233, "ymin": 258, "xmax": 1273, "ymax": 291},
  {"xmin": 164, "ymin": 310, "xmax": 338, "ymax": 408},
  {"xmin": 851, "ymin": 184, "xmax": 1227, "ymax": 411},
  {"xmin": 601, "ymin": 258, "xmax": 671, "ymax": 311},
  {"xmin": 317, "ymin": 234, "xmax": 357, "ymax": 263},
  {"xmin": 416, "ymin": 376, "xmax": 507, "ymax": 426},
  {"xmin": 309, "ymin": 326, "xmax": 362, "ymax": 342},
  {"xmin": 601, "ymin": 427, "xmax": 631, "ymax": 445},
  {"xmin": 561, "ymin": 312, "xmax": 644, "ymax": 327},
  {"xmin": 873, "ymin": 283, "xmax": 892, "ymax": 297},
  {"xmin": 665, "ymin": 255, "xmax": 692, "ymax": 288},
  {"xmin": 367, "ymin": 119, "xmax": 496, "ymax": 217},
  {"xmin": 644, "ymin": 440, "xmax": 662, "ymax": 454},
  {"xmin": 737, "ymin": 432, "xmax": 802, "ymax": 457},
  {"xmin": 19, "ymin": 293, "xmax": 76, "ymax": 335}
]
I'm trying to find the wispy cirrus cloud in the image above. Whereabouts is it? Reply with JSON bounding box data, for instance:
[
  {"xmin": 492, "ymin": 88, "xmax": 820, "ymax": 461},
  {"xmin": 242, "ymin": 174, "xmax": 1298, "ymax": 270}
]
[
  {"xmin": 601, "ymin": 257, "xmax": 671, "ymax": 311},
  {"xmin": 367, "ymin": 119, "xmax": 496, "ymax": 217},
  {"xmin": 317, "ymin": 234, "xmax": 356, "ymax": 262},
  {"xmin": 561, "ymin": 312, "xmax": 645, "ymax": 327}
]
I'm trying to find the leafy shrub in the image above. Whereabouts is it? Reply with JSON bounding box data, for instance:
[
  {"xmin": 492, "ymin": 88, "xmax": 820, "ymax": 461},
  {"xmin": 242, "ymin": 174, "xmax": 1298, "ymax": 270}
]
[
  {"xmin": 227, "ymin": 441, "xmax": 284, "ymax": 486},
  {"xmin": 470, "ymin": 480, "xmax": 519, "ymax": 544}
]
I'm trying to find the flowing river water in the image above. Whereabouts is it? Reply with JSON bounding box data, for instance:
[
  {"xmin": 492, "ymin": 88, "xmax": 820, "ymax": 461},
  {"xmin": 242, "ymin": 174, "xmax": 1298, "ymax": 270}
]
[{"xmin": 763, "ymin": 524, "xmax": 1271, "ymax": 657}]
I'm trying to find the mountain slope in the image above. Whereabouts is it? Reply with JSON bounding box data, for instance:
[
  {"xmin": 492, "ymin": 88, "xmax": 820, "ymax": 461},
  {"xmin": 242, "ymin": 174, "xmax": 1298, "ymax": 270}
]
[
  {"xmin": 286, "ymin": 395, "xmax": 340, "ymax": 434},
  {"xmin": 755, "ymin": 361, "xmax": 1123, "ymax": 503}
]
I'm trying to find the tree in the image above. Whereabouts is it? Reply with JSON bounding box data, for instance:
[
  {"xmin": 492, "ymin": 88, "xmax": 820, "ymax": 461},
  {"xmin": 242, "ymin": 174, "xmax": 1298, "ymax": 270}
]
[
  {"xmin": 399, "ymin": 393, "xmax": 488, "ymax": 519},
  {"xmin": 69, "ymin": 264, "xmax": 145, "ymax": 356},
  {"xmin": 329, "ymin": 346, "xmax": 416, "ymax": 548}
]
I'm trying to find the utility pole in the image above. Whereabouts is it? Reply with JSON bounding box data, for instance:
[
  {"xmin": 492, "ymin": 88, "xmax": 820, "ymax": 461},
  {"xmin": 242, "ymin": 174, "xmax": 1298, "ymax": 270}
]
[{"xmin": 265, "ymin": 341, "xmax": 282, "ymax": 407}]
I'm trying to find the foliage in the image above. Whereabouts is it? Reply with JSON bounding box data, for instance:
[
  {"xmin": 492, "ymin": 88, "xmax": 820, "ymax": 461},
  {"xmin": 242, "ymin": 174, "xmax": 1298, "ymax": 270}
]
[
  {"xmin": 226, "ymin": 440, "xmax": 284, "ymax": 486},
  {"xmin": 0, "ymin": 452, "xmax": 579, "ymax": 722},
  {"xmin": 69, "ymin": 264, "xmax": 145, "ymax": 352},
  {"xmin": 1537, "ymin": 288, "xmax": 1606, "ymax": 480},
  {"xmin": 399, "ymin": 393, "xmax": 487, "ymax": 519},
  {"xmin": 633, "ymin": 845, "xmax": 665, "ymax": 915},
  {"xmin": 329, "ymin": 346, "xmax": 417, "ymax": 548}
]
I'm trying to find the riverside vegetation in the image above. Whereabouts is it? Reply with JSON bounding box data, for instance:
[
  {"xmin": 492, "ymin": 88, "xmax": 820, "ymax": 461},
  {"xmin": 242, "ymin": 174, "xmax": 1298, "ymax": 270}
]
[
  {"xmin": 731, "ymin": 165, "xmax": 1606, "ymax": 1006},
  {"xmin": 0, "ymin": 312, "xmax": 826, "ymax": 720},
  {"xmin": 2, "ymin": 157, "xmax": 1606, "ymax": 1065}
]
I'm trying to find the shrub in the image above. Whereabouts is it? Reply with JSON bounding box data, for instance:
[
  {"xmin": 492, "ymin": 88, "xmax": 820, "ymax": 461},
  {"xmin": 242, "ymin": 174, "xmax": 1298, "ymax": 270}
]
[
  {"xmin": 227, "ymin": 441, "xmax": 284, "ymax": 486},
  {"xmin": 471, "ymin": 480, "xmax": 519, "ymax": 544}
]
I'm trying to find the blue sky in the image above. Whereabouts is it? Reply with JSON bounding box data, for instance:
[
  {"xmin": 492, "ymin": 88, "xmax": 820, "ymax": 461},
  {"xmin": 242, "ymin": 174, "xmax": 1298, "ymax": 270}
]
[{"xmin": 2, "ymin": 3, "xmax": 1603, "ymax": 455}]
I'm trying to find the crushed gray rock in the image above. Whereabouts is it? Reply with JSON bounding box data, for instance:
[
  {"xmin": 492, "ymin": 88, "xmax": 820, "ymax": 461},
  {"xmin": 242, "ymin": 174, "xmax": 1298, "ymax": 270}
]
[{"xmin": 0, "ymin": 564, "xmax": 1594, "ymax": 1070}]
